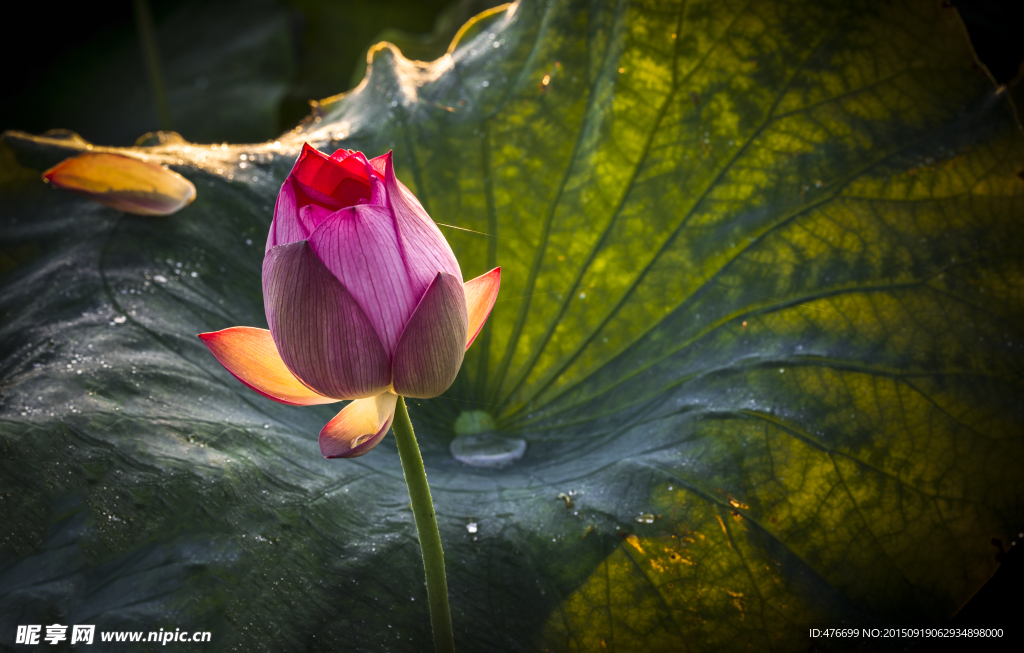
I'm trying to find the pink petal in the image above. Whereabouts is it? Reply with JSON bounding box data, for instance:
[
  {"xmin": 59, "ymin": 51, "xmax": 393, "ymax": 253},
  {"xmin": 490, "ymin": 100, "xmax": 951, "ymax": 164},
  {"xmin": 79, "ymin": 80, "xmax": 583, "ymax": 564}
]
[
  {"xmin": 291, "ymin": 143, "xmax": 371, "ymax": 209},
  {"xmin": 267, "ymin": 178, "xmax": 308, "ymax": 251},
  {"xmin": 198, "ymin": 327, "xmax": 338, "ymax": 406},
  {"xmin": 268, "ymin": 148, "xmax": 385, "ymax": 253},
  {"xmin": 319, "ymin": 392, "xmax": 398, "ymax": 458},
  {"xmin": 391, "ymin": 272, "xmax": 468, "ymax": 398},
  {"xmin": 263, "ymin": 240, "xmax": 391, "ymax": 400},
  {"xmin": 367, "ymin": 173, "xmax": 387, "ymax": 206},
  {"xmin": 381, "ymin": 152, "xmax": 462, "ymax": 296},
  {"xmin": 368, "ymin": 153, "xmax": 389, "ymax": 178},
  {"xmin": 464, "ymin": 267, "xmax": 501, "ymax": 349},
  {"xmin": 308, "ymin": 204, "xmax": 418, "ymax": 356},
  {"xmin": 299, "ymin": 203, "xmax": 335, "ymax": 235},
  {"xmin": 339, "ymin": 150, "xmax": 372, "ymax": 171}
]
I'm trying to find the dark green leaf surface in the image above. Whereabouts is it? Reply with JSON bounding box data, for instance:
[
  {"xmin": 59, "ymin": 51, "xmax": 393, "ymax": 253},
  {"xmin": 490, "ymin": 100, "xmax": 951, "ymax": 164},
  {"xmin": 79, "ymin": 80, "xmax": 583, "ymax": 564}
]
[{"xmin": 2, "ymin": 0, "xmax": 1023, "ymax": 650}]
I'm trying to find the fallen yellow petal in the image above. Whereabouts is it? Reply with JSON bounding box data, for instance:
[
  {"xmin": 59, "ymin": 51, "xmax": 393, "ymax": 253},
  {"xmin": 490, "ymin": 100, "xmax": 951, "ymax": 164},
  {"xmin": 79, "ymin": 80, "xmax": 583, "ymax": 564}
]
[{"xmin": 42, "ymin": 152, "xmax": 196, "ymax": 216}]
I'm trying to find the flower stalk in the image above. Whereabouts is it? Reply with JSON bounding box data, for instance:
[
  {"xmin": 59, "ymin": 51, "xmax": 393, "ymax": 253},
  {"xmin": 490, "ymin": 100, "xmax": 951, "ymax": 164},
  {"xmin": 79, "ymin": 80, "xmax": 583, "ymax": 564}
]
[{"xmin": 392, "ymin": 396, "xmax": 455, "ymax": 653}]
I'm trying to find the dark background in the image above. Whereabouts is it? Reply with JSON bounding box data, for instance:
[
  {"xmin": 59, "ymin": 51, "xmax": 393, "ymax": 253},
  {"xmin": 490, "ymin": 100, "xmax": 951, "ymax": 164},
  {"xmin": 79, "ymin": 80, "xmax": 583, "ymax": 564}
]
[
  {"xmin": 0, "ymin": 0, "xmax": 1020, "ymax": 145},
  {"xmin": 0, "ymin": 0, "xmax": 503, "ymax": 145},
  {"xmin": 2, "ymin": 0, "xmax": 1022, "ymax": 647}
]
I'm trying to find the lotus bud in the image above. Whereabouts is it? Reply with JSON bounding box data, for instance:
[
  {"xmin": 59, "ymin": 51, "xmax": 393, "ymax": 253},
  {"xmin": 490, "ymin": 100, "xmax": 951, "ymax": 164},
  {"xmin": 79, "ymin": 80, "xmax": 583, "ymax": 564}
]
[{"xmin": 200, "ymin": 143, "xmax": 500, "ymax": 457}]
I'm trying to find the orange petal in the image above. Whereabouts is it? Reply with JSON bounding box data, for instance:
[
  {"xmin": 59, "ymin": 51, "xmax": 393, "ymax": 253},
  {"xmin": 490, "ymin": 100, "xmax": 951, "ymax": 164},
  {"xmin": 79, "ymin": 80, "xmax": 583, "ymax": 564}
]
[
  {"xmin": 319, "ymin": 392, "xmax": 398, "ymax": 458},
  {"xmin": 464, "ymin": 267, "xmax": 501, "ymax": 349},
  {"xmin": 42, "ymin": 152, "xmax": 196, "ymax": 216},
  {"xmin": 198, "ymin": 327, "xmax": 337, "ymax": 406}
]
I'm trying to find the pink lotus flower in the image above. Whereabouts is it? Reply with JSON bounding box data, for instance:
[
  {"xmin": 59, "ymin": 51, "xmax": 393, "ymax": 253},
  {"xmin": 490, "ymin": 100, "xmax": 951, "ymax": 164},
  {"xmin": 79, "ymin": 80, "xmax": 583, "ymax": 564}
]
[{"xmin": 199, "ymin": 144, "xmax": 500, "ymax": 458}]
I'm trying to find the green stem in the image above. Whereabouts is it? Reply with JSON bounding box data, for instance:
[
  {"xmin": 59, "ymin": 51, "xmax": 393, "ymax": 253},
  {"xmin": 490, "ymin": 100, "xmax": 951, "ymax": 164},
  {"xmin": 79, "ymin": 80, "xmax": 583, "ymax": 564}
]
[
  {"xmin": 392, "ymin": 396, "xmax": 455, "ymax": 653},
  {"xmin": 134, "ymin": 0, "xmax": 173, "ymax": 131}
]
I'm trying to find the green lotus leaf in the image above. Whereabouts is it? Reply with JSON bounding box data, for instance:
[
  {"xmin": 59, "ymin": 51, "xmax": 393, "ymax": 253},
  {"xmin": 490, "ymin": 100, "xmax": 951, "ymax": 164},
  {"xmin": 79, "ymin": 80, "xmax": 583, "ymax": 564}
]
[{"xmin": 2, "ymin": 0, "xmax": 1022, "ymax": 651}]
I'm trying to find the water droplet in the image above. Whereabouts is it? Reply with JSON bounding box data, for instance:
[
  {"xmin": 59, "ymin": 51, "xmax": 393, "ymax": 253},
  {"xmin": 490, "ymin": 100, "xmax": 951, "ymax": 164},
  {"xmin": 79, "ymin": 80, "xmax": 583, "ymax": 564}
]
[
  {"xmin": 450, "ymin": 432, "xmax": 526, "ymax": 468},
  {"xmin": 245, "ymin": 238, "xmax": 253, "ymax": 246},
  {"xmin": 481, "ymin": 80, "xmax": 490, "ymax": 88},
  {"xmin": 153, "ymin": 275, "xmax": 168, "ymax": 283},
  {"xmin": 466, "ymin": 522, "xmax": 478, "ymax": 534},
  {"xmin": 113, "ymin": 316, "xmax": 127, "ymax": 324}
]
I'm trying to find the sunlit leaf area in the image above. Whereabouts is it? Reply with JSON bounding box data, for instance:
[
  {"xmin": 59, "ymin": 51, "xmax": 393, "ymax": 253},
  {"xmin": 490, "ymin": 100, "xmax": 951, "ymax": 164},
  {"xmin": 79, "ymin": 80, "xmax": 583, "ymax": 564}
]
[{"xmin": 2, "ymin": 0, "xmax": 1023, "ymax": 650}]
